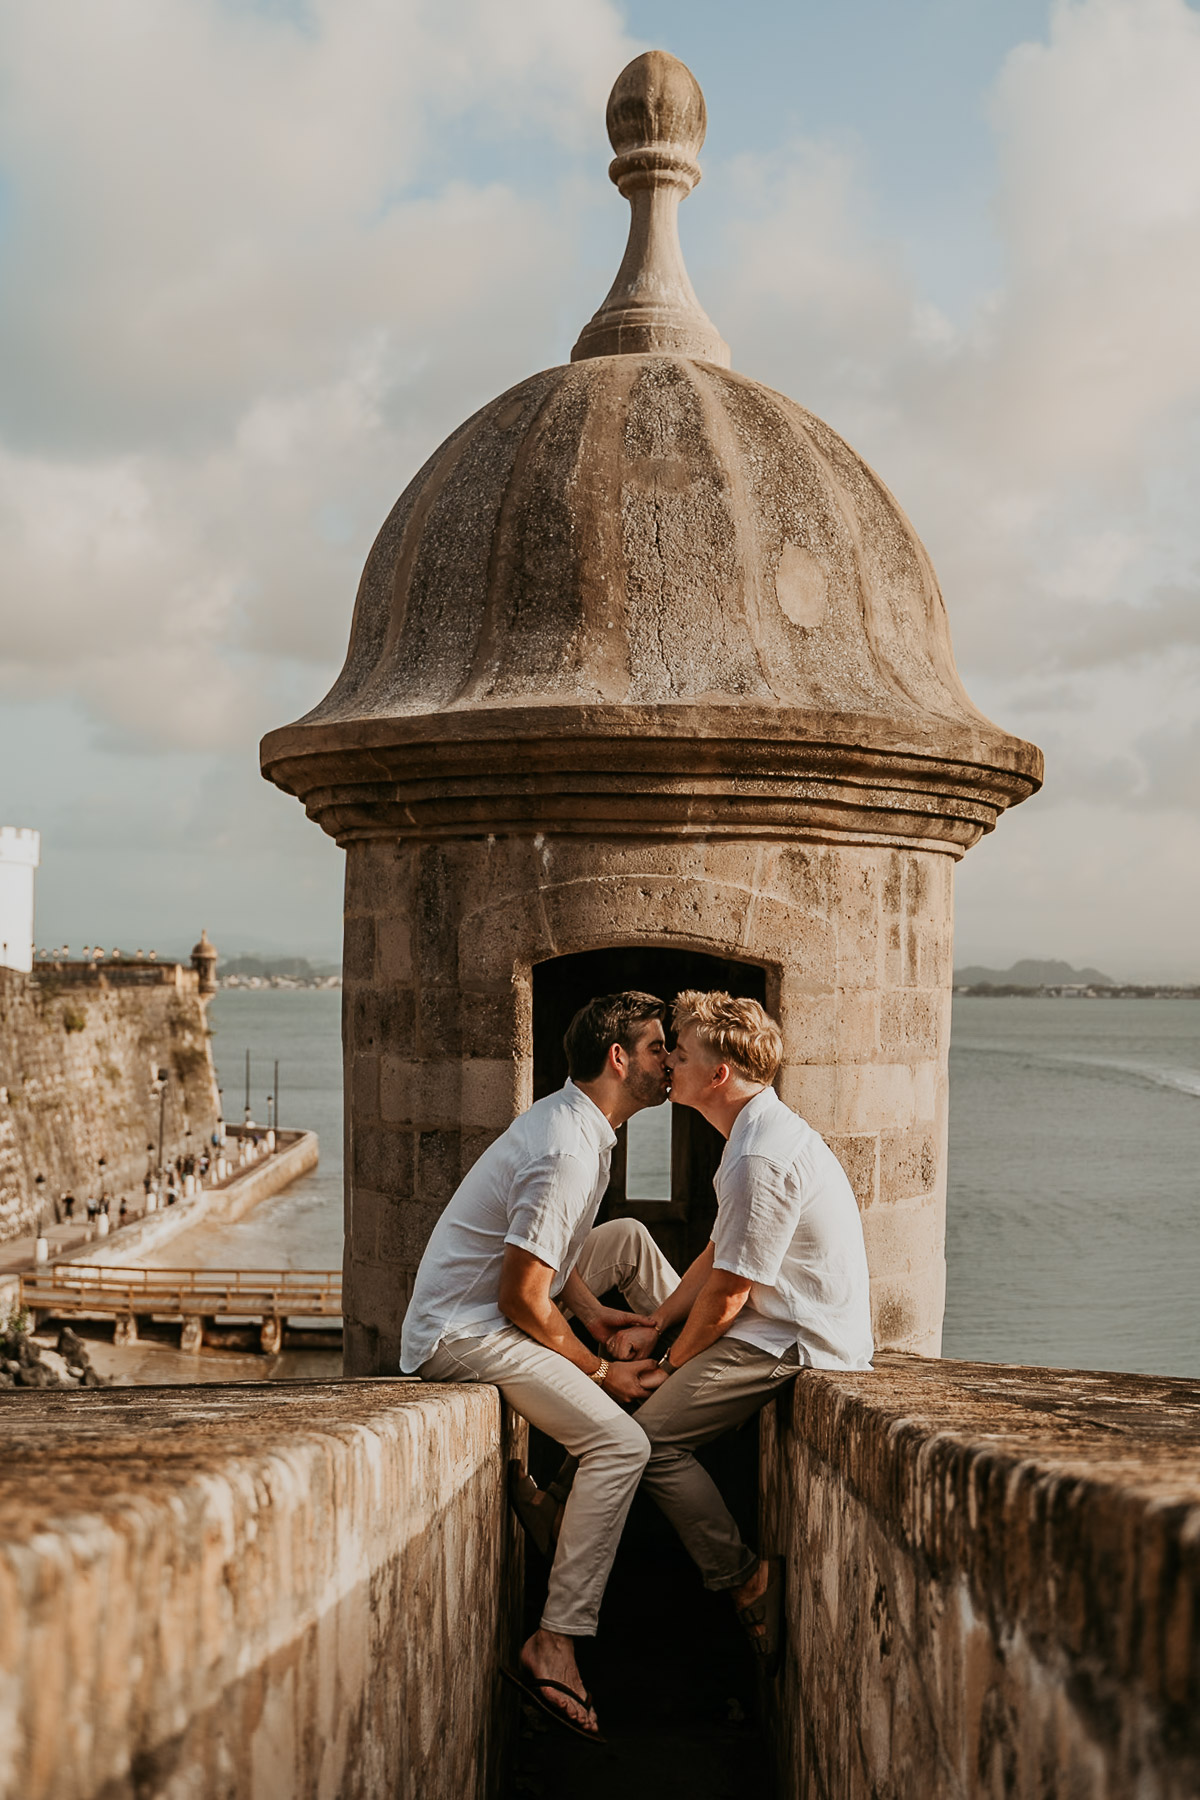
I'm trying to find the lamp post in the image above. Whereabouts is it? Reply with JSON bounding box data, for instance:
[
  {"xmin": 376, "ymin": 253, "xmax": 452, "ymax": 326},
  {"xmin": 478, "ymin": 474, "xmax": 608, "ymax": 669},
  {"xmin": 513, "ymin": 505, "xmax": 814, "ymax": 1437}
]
[
  {"xmin": 33, "ymin": 1173, "xmax": 47, "ymax": 1261},
  {"xmin": 156, "ymin": 1067, "xmax": 169, "ymax": 1184}
]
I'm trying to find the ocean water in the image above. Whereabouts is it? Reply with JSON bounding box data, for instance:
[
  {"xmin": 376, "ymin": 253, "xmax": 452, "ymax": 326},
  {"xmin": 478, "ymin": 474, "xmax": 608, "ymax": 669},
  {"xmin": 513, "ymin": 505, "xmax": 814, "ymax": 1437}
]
[
  {"xmin": 943, "ymin": 997, "xmax": 1200, "ymax": 1378},
  {"xmin": 138, "ymin": 988, "xmax": 345, "ymax": 1274},
  {"xmin": 173, "ymin": 990, "xmax": 1200, "ymax": 1379}
]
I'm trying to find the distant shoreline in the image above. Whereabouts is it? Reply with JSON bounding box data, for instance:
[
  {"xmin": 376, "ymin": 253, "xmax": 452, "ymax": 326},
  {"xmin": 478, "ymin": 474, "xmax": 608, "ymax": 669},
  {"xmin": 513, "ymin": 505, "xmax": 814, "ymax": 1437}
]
[
  {"xmin": 954, "ymin": 984, "xmax": 1200, "ymax": 999},
  {"xmin": 217, "ymin": 975, "xmax": 341, "ymax": 991}
]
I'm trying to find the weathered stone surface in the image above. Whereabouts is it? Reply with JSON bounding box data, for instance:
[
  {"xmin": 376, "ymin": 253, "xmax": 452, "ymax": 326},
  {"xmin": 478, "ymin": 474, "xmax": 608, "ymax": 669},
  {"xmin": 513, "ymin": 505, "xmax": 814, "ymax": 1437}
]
[
  {"xmin": 760, "ymin": 1354, "xmax": 1200, "ymax": 1800},
  {"xmin": 0, "ymin": 1380, "xmax": 525, "ymax": 1800},
  {"xmin": 0, "ymin": 965, "xmax": 220, "ymax": 1243}
]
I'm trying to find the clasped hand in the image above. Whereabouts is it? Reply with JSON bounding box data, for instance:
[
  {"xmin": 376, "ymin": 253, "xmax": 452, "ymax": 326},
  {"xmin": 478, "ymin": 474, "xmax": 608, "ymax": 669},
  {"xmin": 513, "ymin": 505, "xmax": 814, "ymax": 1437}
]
[{"xmin": 579, "ymin": 1305, "xmax": 663, "ymax": 1394}]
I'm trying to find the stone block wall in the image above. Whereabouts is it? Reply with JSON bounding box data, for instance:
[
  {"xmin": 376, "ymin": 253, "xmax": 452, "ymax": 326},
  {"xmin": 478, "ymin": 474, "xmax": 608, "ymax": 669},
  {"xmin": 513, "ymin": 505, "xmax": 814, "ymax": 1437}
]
[
  {"xmin": 342, "ymin": 831, "xmax": 953, "ymax": 1373},
  {"xmin": 759, "ymin": 1355, "xmax": 1200, "ymax": 1800},
  {"xmin": 0, "ymin": 1379, "xmax": 525, "ymax": 1800},
  {"xmin": 0, "ymin": 966, "xmax": 219, "ymax": 1242}
]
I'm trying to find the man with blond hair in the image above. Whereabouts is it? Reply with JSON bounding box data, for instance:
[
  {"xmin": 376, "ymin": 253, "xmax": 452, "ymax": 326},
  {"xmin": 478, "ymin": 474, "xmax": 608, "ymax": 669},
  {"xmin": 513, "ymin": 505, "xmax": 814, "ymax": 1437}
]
[{"xmin": 604, "ymin": 988, "xmax": 874, "ymax": 1672}]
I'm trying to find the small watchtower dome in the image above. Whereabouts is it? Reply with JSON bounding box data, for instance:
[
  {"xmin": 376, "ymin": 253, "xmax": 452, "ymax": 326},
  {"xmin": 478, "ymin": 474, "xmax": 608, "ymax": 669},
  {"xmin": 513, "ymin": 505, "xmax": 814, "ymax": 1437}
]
[
  {"xmin": 263, "ymin": 52, "xmax": 1041, "ymax": 1375},
  {"xmin": 190, "ymin": 929, "xmax": 219, "ymax": 998}
]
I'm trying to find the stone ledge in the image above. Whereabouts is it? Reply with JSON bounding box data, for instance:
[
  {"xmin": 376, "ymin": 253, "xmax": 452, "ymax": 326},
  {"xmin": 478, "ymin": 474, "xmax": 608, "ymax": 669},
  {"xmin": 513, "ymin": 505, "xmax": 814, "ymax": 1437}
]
[
  {"xmin": 762, "ymin": 1353, "xmax": 1200, "ymax": 1800},
  {"xmin": 0, "ymin": 1379, "xmax": 524, "ymax": 1800}
]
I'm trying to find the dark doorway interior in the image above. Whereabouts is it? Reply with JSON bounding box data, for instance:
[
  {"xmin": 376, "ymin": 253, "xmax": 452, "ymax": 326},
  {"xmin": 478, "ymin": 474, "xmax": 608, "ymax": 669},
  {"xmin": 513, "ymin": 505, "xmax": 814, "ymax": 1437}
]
[{"xmin": 532, "ymin": 947, "xmax": 769, "ymax": 1272}]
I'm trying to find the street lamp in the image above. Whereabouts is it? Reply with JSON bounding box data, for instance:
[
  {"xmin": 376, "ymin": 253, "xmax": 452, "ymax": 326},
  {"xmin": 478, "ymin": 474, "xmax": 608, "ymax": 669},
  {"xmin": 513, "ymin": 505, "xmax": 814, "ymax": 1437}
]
[{"xmin": 156, "ymin": 1067, "xmax": 169, "ymax": 1182}]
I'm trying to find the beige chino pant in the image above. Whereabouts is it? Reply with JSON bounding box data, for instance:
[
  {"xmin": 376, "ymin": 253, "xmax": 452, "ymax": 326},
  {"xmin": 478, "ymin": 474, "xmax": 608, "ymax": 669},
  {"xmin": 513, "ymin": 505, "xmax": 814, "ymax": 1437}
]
[
  {"xmin": 568, "ymin": 1215, "xmax": 803, "ymax": 1592},
  {"xmin": 421, "ymin": 1216, "xmax": 802, "ymax": 1628},
  {"xmin": 565, "ymin": 1221, "xmax": 805, "ymax": 1592},
  {"xmin": 420, "ymin": 1217, "xmax": 677, "ymax": 1637},
  {"xmin": 636, "ymin": 1335, "xmax": 803, "ymax": 1590}
]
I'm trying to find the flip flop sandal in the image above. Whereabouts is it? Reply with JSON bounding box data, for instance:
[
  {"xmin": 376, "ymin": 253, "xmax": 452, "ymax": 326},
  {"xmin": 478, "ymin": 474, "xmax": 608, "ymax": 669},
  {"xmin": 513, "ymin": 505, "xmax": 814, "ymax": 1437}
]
[
  {"xmin": 507, "ymin": 1460, "xmax": 563, "ymax": 1559},
  {"xmin": 734, "ymin": 1555, "xmax": 785, "ymax": 1678},
  {"xmin": 500, "ymin": 1664, "xmax": 605, "ymax": 1743}
]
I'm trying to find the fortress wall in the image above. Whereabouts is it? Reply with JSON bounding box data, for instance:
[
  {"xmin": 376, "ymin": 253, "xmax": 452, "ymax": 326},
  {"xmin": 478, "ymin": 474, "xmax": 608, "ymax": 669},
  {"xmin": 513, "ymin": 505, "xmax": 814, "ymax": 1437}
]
[
  {"xmin": 0, "ymin": 1380, "xmax": 525, "ymax": 1800},
  {"xmin": 0, "ymin": 965, "xmax": 220, "ymax": 1242},
  {"xmin": 759, "ymin": 1355, "xmax": 1200, "ymax": 1800},
  {"xmin": 54, "ymin": 1130, "xmax": 320, "ymax": 1267}
]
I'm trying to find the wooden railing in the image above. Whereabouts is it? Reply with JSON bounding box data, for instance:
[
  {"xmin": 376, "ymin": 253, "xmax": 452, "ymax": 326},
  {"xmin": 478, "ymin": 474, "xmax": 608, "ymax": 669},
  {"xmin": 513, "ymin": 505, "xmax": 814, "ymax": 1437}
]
[{"xmin": 19, "ymin": 1266, "xmax": 342, "ymax": 1320}]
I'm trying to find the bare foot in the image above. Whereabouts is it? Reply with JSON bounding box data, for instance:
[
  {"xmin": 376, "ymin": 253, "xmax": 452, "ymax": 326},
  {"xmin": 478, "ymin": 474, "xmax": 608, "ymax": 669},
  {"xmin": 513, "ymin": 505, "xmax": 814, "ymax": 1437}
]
[
  {"xmin": 519, "ymin": 1629, "xmax": 599, "ymax": 1736},
  {"xmin": 732, "ymin": 1559, "xmax": 770, "ymax": 1639}
]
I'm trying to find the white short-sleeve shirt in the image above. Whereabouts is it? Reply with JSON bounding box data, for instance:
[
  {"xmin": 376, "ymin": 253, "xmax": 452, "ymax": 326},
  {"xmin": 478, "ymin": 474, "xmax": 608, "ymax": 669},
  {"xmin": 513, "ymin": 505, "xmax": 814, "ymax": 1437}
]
[
  {"xmin": 399, "ymin": 1080, "xmax": 617, "ymax": 1373},
  {"xmin": 712, "ymin": 1087, "xmax": 873, "ymax": 1369}
]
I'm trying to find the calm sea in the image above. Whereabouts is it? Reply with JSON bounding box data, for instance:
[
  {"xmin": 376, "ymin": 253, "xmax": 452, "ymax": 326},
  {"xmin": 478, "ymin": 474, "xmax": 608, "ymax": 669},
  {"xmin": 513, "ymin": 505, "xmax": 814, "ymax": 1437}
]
[{"xmin": 175, "ymin": 990, "xmax": 1199, "ymax": 1379}]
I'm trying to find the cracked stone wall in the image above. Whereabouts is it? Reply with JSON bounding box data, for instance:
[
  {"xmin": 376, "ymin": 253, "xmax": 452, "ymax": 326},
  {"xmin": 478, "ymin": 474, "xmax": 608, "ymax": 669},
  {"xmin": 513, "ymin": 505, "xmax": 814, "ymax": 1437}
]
[{"xmin": 760, "ymin": 1355, "xmax": 1200, "ymax": 1800}]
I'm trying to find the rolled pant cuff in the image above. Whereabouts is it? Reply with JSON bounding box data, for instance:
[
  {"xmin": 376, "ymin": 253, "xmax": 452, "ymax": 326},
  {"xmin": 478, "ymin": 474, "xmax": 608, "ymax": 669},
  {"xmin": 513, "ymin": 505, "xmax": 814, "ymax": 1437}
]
[
  {"xmin": 703, "ymin": 1553, "xmax": 759, "ymax": 1594},
  {"xmin": 539, "ymin": 1613, "xmax": 598, "ymax": 1638}
]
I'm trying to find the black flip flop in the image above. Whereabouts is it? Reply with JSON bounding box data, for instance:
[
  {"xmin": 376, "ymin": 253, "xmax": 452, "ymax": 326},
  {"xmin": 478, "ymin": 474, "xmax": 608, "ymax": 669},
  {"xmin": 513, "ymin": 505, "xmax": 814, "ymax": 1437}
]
[
  {"xmin": 500, "ymin": 1664, "xmax": 605, "ymax": 1743},
  {"xmin": 734, "ymin": 1555, "xmax": 785, "ymax": 1678}
]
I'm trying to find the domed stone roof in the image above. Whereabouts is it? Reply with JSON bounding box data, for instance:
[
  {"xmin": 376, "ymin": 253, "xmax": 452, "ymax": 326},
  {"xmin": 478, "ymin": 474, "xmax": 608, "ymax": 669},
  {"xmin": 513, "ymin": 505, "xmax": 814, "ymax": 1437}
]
[{"xmin": 262, "ymin": 52, "xmax": 1041, "ymax": 851}]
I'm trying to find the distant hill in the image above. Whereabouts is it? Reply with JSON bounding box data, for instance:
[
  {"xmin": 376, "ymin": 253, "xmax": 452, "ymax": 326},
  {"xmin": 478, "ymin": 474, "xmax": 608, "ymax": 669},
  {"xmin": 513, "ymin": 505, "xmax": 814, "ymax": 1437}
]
[
  {"xmin": 953, "ymin": 958, "xmax": 1115, "ymax": 988},
  {"xmin": 220, "ymin": 955, "xmax": 341, "ymax": 979}
]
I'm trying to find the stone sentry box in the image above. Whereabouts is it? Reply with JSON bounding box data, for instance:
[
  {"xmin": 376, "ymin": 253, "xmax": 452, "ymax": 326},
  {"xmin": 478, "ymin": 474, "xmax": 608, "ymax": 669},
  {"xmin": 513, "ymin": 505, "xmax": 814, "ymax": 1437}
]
[{"xmin": 262, "ymin": 52, "xmax": 1042, "ymax": 1378}]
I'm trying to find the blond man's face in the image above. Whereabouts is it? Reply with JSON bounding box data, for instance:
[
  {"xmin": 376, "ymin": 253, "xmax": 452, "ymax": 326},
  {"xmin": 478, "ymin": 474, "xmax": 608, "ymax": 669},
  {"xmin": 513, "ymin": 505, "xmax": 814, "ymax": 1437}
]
[{"xmin": 665, "ymin": 1023, "xmax": 720, "ymax": 1108}]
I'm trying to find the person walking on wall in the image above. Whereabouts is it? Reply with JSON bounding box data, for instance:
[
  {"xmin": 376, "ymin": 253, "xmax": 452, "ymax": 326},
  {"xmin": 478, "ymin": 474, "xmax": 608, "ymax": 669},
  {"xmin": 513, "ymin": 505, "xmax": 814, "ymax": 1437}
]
[{"xmin": 401, "ymin": 992, "xmax": 674, "ymax": 1743}]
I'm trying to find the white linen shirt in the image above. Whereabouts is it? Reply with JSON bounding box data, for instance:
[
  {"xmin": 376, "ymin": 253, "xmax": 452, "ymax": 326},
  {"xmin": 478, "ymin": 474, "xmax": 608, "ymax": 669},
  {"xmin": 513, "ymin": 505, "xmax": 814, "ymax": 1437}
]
[
  {"xmin": 400, "ymin": 1080, "xmax": 617, "ymax": 1373},
  {"xmin": 712, "ymin": 1087, "xmax": 874, "ymax": 1369}
]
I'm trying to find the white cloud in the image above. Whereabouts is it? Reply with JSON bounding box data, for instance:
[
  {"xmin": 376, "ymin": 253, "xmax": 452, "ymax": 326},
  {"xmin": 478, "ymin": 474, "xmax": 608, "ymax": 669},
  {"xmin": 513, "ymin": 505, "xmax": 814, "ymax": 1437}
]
[
  {"xmin": 2, "ymin": 0, "xmax": 1198, "ymax": 970},
  {"xmin": 717, "ymin": 0, "xmax": 1200, "ymax": 831},
  {"xmin": 0, "ymin": 0, "xmax": 634, "ymax": 752}
]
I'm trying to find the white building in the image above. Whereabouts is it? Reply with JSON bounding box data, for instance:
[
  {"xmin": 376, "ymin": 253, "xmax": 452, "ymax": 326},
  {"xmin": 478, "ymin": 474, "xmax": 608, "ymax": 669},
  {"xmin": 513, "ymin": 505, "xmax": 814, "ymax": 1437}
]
[{"xmin": 0, "ymin": 827, "xmax": 40, "ymax": 972}]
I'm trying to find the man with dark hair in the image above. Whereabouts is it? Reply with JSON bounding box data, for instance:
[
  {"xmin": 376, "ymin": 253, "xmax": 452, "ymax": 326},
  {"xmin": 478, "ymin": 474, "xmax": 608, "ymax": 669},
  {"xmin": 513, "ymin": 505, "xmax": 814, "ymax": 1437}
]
[{"xmin": 401, "ymin": 989, "xmax": 676, "ymax": 1742}]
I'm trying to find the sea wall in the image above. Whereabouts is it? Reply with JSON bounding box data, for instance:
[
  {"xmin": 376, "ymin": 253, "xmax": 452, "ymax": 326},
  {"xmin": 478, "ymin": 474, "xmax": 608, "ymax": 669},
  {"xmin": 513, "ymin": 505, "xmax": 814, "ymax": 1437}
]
[
  {"xmin": 0, "ymin": 964, "xmax": 220, "ymax": 1242},
  {"xmin": 760, "ymin": 1354, "xmax": 1200, "ymax": 1800},
  {"xmin": 0, "ymin": 1379, "xmax": 525, "ymax": 1800},
  {"xmin": 54, "ymin": 1130, "xmax": 320, "ymax": 1268}
]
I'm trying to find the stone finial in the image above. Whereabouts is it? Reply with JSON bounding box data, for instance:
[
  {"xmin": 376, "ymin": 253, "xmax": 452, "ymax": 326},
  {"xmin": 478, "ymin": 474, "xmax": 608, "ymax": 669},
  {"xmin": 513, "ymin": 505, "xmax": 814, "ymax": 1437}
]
[{"xmin": 571, "ymin": 51, "xmax": 730, "ymax": 366}]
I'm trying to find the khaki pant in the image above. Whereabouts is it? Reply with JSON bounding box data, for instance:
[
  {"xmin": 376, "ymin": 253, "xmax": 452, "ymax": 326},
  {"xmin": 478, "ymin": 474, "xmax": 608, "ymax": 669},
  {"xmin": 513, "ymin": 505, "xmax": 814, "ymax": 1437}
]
[
  {"xmin": 421, "ymin": 1216, "xmax": 802, "ymax": 1626},
  {"xmin": 419, "ymin": 1217, "xmax": 677, "ymax": 1636},
  {"xmin": 636, "ymin": 1336, "xmax": 802, "ymax": 1589},
  {"xmin": 572, "ymin": 1216, "xmax": 804, "ymax": 1591}
]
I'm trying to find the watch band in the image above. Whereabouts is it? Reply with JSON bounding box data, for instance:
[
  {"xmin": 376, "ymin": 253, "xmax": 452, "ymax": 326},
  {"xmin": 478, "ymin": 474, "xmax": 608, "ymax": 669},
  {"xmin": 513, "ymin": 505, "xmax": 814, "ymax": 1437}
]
[{"xmin": 590, "ymin": 1358, "xmax": 609, "ymax": 1385}]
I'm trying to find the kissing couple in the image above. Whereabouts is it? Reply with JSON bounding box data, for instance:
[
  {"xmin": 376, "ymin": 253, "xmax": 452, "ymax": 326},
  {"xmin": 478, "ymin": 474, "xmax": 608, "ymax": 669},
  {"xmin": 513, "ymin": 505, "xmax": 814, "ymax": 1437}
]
[{"xmin": 400, "ymin": 987, "xmax": 873, "ymax": 1742}]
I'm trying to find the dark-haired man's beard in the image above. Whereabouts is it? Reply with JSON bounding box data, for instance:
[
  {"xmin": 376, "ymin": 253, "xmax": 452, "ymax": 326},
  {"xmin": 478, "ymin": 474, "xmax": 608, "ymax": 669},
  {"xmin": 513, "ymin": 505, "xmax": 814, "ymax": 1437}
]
[{"xmin": 626, "ymin": 1061, "xmax": 668, "ymax": 1107}]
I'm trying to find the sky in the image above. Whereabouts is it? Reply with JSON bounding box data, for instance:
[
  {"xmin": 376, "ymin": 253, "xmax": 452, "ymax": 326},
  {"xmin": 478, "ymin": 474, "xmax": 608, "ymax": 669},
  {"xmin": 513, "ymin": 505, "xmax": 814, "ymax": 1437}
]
[{"xmin": 1, "ymin": 0, "xmax": 1198, "ymax": 978}]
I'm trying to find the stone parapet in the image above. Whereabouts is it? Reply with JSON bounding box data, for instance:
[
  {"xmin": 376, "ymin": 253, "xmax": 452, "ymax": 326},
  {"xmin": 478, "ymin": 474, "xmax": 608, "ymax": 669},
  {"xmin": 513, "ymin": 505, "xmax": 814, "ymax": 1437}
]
[
  {"xmin": 0, "ymin": 1380, "xmax": 525, "ymax": 1800},
  {"xmin": 51, "ymin": 1130, "xmax": 319, "ymax": 1269},
  {"xmin": 760, "ymin": 1354, "xmax": 1200, "ymax": 1800}
]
